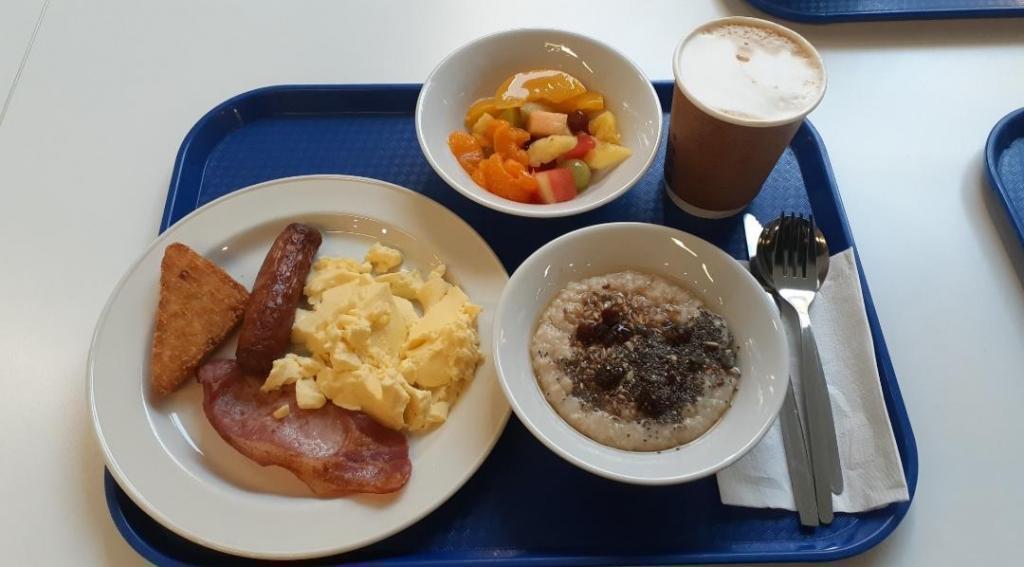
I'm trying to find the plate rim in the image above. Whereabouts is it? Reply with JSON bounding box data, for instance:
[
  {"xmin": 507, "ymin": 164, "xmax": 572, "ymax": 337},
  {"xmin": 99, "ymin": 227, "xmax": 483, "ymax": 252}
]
[{"xmin": 87, "ymin": 174, "xmax": 511, "ymax": 559}]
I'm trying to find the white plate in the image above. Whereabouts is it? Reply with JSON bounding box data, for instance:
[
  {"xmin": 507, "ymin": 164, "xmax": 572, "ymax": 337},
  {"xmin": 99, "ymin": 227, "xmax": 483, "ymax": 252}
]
[
  {"xmin": 493, "ymin": 223, "xmax": 788, "ymax": 484},
  {"xmin": 88, "ymin": 175, "xmax": 510, "ymax": 560}
]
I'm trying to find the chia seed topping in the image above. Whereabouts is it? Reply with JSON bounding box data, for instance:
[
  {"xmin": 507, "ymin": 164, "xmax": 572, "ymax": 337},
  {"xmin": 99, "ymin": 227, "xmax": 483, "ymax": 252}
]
[
  {"xmin": 531, "ymin": 270, "xmax": 742, "ymax": 451},
  {"xmin": 559, "ymin": 291, "xmax": 738, "ymax": 422}
]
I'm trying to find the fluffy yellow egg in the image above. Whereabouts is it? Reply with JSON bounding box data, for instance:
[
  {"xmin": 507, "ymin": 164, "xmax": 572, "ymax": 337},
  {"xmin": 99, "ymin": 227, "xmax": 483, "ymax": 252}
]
[{"xmin": 264, "ymin": 244, "xmax": 482, "ymax": 431}]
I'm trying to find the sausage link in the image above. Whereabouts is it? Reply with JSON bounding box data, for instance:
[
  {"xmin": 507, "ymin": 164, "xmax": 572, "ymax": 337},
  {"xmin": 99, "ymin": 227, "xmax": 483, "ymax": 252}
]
[{"xmin": 236, "ymin": 223, "xmax": 321, "ymax": 374}]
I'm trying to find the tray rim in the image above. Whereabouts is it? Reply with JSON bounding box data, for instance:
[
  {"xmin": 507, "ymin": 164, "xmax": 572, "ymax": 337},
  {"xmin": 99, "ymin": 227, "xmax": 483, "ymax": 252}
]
[
  {"xmin": 985, "ymin": 107, "xmax": 1024, "ymax": 249},
  {"xmin": 745, "ymin": 0, "xmax": 1024, "ymax": 23},
  {"xmin": 109, "ymin": 81, "xmax": 918, "ymax": 566}
]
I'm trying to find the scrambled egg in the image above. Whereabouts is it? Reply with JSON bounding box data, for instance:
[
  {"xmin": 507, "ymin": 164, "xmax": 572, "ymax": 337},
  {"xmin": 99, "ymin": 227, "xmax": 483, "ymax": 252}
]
[
  {"xmin": 263, "ymin": 244, "xmax": 482, "ymax": 431},
  {"xmin": 365, "ymin": 242, "xmax": 403, "ymax": 273}
]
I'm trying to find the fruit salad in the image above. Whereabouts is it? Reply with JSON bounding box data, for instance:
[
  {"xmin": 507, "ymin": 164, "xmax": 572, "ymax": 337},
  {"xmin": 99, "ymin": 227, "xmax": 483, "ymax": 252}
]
[{"xmin": 447, "ymin": 70, "xmax": 632, "ymax": 204}]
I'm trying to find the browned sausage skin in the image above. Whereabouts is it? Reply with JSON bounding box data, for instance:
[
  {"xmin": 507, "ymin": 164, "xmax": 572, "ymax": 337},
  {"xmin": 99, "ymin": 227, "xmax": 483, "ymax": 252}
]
[{"xmin": 236, "ymin": 223, "xmax": 322, "ymax": 374}]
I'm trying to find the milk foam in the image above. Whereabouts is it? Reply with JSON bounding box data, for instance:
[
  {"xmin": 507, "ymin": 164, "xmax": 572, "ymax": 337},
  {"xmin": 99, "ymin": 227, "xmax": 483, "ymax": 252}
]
[{"xmin": 679, "ymin": 23, "xmax": 824, "ymax": 122}]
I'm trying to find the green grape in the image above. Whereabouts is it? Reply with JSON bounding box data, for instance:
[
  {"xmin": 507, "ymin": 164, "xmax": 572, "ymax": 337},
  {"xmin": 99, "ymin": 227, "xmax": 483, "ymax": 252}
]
[{"xmin": 565, "ymin": 159, "xmax": 591, "ymax": 190}]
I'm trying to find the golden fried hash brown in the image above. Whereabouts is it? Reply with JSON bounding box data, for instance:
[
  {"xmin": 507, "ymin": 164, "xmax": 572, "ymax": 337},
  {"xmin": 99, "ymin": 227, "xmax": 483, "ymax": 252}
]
[{"xmin": 150, "ymin": 243, "xmax": 249, "ymax": 396}]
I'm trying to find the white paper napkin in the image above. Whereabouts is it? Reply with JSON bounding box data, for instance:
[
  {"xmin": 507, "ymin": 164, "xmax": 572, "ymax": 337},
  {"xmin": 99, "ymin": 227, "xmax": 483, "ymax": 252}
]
[{"xmin": 716, "ymin": 249, "xmax": 909, "ymax": 512}]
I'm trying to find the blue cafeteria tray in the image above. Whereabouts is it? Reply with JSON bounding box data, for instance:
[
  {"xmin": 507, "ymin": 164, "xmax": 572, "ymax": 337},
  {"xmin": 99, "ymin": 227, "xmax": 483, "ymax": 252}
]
[
  {"xmin": 986, "ymin": 107, "xmax": 1024, "ymax": 248},
  {"xmin": 746, "ymin": 0, "xmax": 1024, "ymax": 22},
  {"xmin": 106, "ymin": 82, "xmax": 918, "ymax": 565}
]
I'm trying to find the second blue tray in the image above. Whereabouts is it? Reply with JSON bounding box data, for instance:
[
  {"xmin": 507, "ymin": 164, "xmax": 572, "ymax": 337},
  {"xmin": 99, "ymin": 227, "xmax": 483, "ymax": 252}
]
[
  {"xmin": 106, "ymin": 82, "xmax": 918, "ymax": 565},
  {"xmin": 986, "ymin": 107, "xmax": 1024, "ymax": 249},
  {"xmin": 746, "ymin": 0, "xmax": 1024, "ymax": 22}
]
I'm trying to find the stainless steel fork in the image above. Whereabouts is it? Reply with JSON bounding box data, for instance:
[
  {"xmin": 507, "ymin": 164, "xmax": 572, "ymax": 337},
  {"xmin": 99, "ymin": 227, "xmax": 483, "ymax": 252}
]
[{"xmin": 767, "ymin": 213, "xmax": 843, "ymax": 524}]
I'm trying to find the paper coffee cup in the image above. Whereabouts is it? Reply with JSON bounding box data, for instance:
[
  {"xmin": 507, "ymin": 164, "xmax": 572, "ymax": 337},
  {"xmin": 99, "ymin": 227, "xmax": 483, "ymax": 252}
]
[{"xmin": 665, "ymin": 17, "xmax": 827, "ymax": 218}]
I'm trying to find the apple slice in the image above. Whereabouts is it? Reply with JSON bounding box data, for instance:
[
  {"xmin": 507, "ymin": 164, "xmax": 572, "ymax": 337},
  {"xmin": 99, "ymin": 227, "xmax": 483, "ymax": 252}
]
[
  {"xmin": 534, "ymin": 168, "xmax": 578, "ymax": 204},
  {"xmin": 527, "ymin": 110, "xmax": 571, "ymax": 137}
]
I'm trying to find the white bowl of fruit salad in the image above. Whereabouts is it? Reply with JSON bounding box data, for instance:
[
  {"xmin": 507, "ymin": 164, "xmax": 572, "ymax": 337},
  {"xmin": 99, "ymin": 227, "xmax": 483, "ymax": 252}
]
[{"xmin": 416, "ymin": 29, "xmax": 662, "ymax": 218}]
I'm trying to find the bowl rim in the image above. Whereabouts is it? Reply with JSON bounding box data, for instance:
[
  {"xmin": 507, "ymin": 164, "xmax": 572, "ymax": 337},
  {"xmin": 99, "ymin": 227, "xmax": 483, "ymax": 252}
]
[
  {"xmin": 492, "ymin": 221, "xmax": 789, "ymax": 484},
  {"xmin": 414, "ymin": 28, "xmax": 662, "ymax": 218}
]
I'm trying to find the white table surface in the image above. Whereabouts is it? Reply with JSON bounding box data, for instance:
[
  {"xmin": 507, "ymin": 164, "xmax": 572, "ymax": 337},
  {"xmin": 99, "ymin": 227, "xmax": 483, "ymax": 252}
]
[
  {"xmin": 1, "ymin": 0, "xmax": 1023, "ymax": 565},
  {"xmin": 0, "ymin": 0, "xmax": 47, "ymax": 121}
]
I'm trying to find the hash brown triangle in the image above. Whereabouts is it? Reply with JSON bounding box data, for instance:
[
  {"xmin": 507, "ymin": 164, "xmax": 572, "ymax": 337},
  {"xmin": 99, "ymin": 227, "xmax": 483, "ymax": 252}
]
[{"xmin": 150, "ymin": 243, "xmax": 249, "ymax": 396}]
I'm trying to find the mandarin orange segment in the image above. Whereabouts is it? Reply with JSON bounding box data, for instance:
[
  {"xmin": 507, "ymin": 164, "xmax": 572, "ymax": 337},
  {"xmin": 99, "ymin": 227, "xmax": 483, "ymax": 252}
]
[
  {"xmin": 471, "ymin": 168, "xmax": 486, "ymax": 187},
  {"xmin": 473, "ymin": 133, "xmax": 491, "ymax": 150},
  {"xmin": 447, "ymin": 131, "xmax": 484, "ymax": 173},
  {"xmin": 494, "ymin": 70, "xmax": 587, "ymax": 109},
  {"xmin": 477, "ymin": 154, "xmax": 511, "ymax": 197},
  {"xmin": 483, "ymin": 117, "xmax": 508, "ymax": 139},
  {"xmin": 549, "ymin": 91, "xmax": 605, "ymax": 113},
  {"xmin": 503, "ymin": 158, "xmax": 528, "ymax": 177},
  {"xmin": 476, "ymin": 154, "xmax": 538, "ymax": 203},
  {"xmin": 464, "ymin": 97, "xmax": 500, "ymax": 128},
  {"xmin": 503, "ymin": 158, "xmax": 539, "ymax": 202},
  {"xmin": 493, "ymin": 122, "xmax": 531, "ymax": 166}
]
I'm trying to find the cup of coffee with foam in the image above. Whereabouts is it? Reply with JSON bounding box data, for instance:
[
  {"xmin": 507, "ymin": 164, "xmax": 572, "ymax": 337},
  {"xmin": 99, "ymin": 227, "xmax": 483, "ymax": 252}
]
[{"xmin": 665, "ymin": 17, "xmax": 826, "ymax": 218}]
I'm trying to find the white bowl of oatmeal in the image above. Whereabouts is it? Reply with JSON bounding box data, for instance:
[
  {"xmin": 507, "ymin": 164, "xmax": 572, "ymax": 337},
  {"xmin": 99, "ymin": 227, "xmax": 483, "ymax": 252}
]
[{"xmin": 493, "ymin": 222, "xmax": 788, "ymax": 484}]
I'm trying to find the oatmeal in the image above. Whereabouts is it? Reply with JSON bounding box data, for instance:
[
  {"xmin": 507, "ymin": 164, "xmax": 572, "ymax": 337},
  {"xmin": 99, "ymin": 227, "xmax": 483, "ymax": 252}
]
[{"xmin": 531, "ymin": 271, "xmax": 740, "ymax": 451}]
